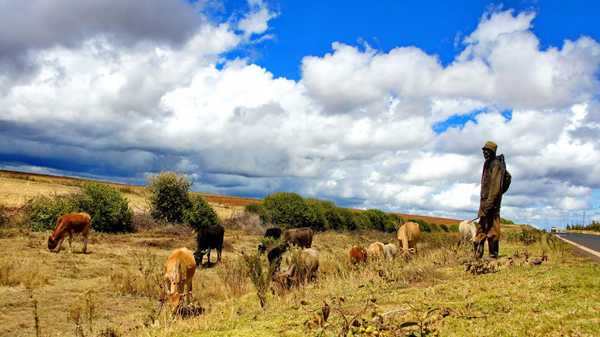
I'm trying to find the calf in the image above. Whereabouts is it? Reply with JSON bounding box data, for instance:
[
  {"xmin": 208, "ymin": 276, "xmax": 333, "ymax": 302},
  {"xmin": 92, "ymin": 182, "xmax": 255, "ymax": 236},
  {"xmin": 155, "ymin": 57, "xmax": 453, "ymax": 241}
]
[
  {"xmin": 383, "ymin": 243, "xmax": 398, "ymax": 260},
  {"xmin": 397, "ymin": 222, "xmax": 421, "ymax": 255},
  {"xmin": 164, "ymin": 247, "xmax": 196, "ymax": 308},
  {"xmin": 367, "ymin": 242, "xmax": 385, "ymax": 259},
  {"xmin": 48, "ymin": 212, "xmax": 91, "ymax": 253},
  {"xmin": 457, "ymin": 220, "xmax": 477, "ymax": 246},
  {"xmin": 349, "ymin": 246, "xmax": 367, "ymax": 264},
  {"xmin": 194, "ymin": 224, "xmax": 225, "ymax": 267},
  {"xmin": 283, "ymin": 227, "xmax": 313, "ymax": 248},
  {"xmin": 267, "ymin": 244, "xmax": 288, "ymax": 272}
]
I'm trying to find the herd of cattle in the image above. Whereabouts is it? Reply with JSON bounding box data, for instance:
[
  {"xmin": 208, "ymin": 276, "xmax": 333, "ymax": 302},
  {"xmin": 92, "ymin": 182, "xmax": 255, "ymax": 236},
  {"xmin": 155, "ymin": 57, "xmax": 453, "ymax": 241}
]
[{"xmin": 46, "ymin": 212, "xmax": 478, "ymax": 309}]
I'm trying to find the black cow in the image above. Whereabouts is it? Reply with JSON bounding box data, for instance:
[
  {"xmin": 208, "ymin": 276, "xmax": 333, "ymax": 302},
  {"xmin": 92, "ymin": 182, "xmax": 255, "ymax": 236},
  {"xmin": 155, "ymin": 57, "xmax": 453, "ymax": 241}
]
[
  {"xmin": 265, "ymin": 227, "xmax": 283, "ymax": 239},
  {"xmin": 267, "ymin": 244, "xmax": 287, "ymax": 273},
  {"xmin": 194, "ymin": 224, "xmax": 225, "ymax": 267},
  {"xmin": 258, "ymin": 227, "xmax": 284, "ymax": 253}
]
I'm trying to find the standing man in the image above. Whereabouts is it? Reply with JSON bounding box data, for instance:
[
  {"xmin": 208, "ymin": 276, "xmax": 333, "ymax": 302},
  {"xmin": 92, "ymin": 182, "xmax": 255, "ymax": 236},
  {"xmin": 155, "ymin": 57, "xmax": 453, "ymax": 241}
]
[{"xmin": 474, "ymin": 141, "xmax": 504, "ymax": 259}]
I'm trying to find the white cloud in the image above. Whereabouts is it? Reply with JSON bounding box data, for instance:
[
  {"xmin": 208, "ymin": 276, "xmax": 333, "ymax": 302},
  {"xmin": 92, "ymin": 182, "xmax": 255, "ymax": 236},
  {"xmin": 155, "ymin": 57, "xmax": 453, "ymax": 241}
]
[{"xmin": 1, "ymin": 5, "xmax": 599, "ymax": 229}]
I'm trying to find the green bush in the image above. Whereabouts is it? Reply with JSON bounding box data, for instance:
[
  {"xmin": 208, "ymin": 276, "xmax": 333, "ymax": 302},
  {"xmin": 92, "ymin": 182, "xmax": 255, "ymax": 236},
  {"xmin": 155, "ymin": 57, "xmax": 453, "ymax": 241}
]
[
  {"xmin": 305, "ymin": 198, "xmax": 327, "ymax": 231},
  {"xmin": 82, "ymin": 182, "xmax": 133, "ymax": 233},
  {"xmin": 337, "ymin": 207, "xmax": 357, "ymax": 231},
  {"xmin": 449, "ymin": 224, "xmax": 459, "ymax": 232},
  {"xmin": 27, "ymin": 194, "xmax": 82, "ymax": 231},
  {"xmin": 353, "ymin": 211, "xmax": 373, "ymax": 230},
  {"xmin": 317, "ymin": 200, "xmax": 345, "ymax": 230},
  {"xmin": 244, "ymin": 203, "xmax": 270, "ymax": 224},
  {"xmin": 184, "ymin": 194, "xmax": 220, "ymax": 231},
  {"xmin": 146, "ymin": 171, "xmax": 192, "ymax": 223},
  {"xmin": 439, "ymin": 224, "xmax": 449, "ymax": 232},
  {"xmin": 262, "ymin": 192, "xmax": 314, "ymax": 229}
]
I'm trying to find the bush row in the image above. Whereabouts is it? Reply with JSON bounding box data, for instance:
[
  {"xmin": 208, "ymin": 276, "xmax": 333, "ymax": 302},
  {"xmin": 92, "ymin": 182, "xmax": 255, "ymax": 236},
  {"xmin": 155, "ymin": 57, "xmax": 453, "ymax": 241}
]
[{"xmin": 244, "ymin": 192, "xmax": 400, "ymax": 232}]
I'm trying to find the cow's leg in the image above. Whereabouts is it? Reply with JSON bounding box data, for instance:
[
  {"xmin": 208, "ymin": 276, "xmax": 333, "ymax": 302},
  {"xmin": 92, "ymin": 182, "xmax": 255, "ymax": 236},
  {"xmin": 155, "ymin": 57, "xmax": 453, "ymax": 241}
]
[
  {"xmin": 206, "ymin": 249, "xmax": 211, "ymax": 266},
  {"xmin": 68, "ymin": 232, "xmax": 74, "ymax": 253},
  {"xmin": 217, "ymin": 246, "xmax": 222, "ymax": 262},
  {"xmin": 56, "ymin": 237, "xmax": 65, "ymax": 253},
  {"xmin": 82, "ymin": 227, "xmax": 90, "ymax": 254}
]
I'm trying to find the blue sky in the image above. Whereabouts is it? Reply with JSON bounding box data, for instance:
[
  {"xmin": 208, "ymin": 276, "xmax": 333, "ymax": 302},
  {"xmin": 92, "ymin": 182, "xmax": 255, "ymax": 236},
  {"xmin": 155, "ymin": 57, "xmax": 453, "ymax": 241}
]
[{"xmin": 1, "ymin": 0, "xmax": 599, "ymax": 230}]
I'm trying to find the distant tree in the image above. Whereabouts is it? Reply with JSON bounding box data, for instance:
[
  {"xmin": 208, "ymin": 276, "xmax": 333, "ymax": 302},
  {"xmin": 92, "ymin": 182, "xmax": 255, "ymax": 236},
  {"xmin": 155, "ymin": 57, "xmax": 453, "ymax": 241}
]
[
  {"xmin": 305, "ymin": 198, "xmax": 328, "ymax": 231},
  {"xmin": 262, "ymin": 192, "xmax": 313, "ymax": 229},
  {"xmin": 184, "ymin": 194, "xmax": 220, "ymax": 231},
  {"xmin": 244, "ymin": 203, "xmax": 269, "ymax": 224},
  {"xmin": 146, "ymin": 171, "xmax": 192, "ymax": 223},
  {"xmin": 82, "ymin": 182, "xmax": 133, "ymax": 233}
]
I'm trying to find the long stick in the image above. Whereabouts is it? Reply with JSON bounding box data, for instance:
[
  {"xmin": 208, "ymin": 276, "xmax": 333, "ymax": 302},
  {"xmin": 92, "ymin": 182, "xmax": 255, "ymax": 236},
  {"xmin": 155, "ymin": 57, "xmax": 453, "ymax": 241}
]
[{"xmin": 467, "ymin": 216, "xmax": 480, "ymax": 224}]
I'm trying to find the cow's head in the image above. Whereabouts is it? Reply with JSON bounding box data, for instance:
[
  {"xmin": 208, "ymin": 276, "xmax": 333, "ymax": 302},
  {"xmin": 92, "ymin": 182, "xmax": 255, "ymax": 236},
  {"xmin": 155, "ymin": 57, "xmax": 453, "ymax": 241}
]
[
  {"xmin": 168, "ymin": 292, "xmax": 184, "ymax": 308},
  {"xmin": 193, "ymin": 250, "xmax": 205, "ymax": 267},
  {"xmin": 48, "ymin": 236, "xmax": 58, "ymax": 250}
]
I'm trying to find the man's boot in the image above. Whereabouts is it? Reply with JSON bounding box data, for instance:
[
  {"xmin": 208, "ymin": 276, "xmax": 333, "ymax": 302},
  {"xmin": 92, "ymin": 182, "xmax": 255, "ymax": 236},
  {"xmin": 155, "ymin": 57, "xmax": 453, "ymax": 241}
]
[
  {"xmin": 473, "ymin": 241, "xmax": 484, "ymax": 260},
  {"xmin": 486, "ymin": 239, "xmax": 499, "ymax": 259}
]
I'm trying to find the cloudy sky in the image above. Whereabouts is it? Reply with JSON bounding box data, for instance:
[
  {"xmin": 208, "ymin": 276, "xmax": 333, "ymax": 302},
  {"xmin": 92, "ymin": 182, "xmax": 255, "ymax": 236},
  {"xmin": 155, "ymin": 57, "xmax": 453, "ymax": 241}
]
[{"xmin": 1, "ymin": 0, "xmax": 599, "ymax": 230}]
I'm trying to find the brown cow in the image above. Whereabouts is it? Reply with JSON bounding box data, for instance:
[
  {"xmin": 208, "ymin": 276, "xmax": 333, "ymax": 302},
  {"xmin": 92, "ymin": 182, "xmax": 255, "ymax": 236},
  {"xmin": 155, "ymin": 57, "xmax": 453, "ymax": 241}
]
[
  {"xmin": 367, "ymin": 242, "xmax": 385, "ymax": 259},
  {"xmin": 283, "ymin": 227, "xmax": 313, "ymax": 248},
  {"xmin": 48, "ymin": 212, "xmax": 91, "ymax": 253},
  {"xmin": 349, "ymin": 246, "xmax": 367, "ymax": 264},
  {"xmin": 164, "ymin": 247, "xmax": 196, "ymax": 308},
  {"xmin": 397, "ymin": 222, "xmax": 421, "ymax": 255}
]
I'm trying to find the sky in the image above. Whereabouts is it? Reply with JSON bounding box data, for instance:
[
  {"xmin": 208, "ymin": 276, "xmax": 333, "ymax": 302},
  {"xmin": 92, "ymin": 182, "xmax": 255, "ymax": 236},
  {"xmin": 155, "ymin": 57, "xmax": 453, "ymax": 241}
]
[{"xmin": 1, "ymin": 0, "xmax": 599, "ymax": 230}]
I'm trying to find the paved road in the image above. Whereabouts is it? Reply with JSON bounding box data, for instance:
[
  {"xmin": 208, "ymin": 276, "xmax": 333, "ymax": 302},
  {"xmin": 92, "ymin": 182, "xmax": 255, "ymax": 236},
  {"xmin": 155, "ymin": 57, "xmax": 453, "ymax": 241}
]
[{"xmin": 554, "ymin": 232, "xmax": 600, "ymax": 263}]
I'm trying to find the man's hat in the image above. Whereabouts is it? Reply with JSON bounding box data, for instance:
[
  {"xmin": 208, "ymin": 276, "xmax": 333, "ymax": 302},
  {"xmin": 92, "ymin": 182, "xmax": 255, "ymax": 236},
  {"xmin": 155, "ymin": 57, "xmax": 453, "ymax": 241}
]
[{"xmin": 482, "ymin": 141, "xmax": 498, "ymax": 153}]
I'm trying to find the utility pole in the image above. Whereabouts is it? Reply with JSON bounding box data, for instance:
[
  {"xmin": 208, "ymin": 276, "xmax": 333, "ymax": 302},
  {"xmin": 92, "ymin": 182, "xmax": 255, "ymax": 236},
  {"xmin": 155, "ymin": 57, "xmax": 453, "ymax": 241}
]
[{"xmin": 583, "ymin": 211, "xmax": 586, "ymax": 228}]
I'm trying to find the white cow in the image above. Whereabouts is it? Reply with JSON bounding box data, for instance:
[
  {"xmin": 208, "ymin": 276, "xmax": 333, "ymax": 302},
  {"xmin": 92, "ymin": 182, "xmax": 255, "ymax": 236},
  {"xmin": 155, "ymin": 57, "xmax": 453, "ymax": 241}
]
[{"xmin": 458, "ymin": 220, "xmax": 477, "ymax": 246}]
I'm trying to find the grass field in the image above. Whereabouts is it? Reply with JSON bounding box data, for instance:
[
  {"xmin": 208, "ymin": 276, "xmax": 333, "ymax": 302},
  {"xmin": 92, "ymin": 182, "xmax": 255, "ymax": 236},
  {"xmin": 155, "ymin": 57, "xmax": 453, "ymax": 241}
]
[{"xmin": 1, "ymin": 171, "xmax": 599, "ymax": 336}]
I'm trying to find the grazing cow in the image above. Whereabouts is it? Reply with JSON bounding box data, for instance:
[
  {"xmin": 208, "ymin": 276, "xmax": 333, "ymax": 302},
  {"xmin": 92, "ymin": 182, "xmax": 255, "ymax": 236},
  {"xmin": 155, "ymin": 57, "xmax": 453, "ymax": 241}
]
[
  {"xmin": 267, "ymin": 244, "xmax": 288, "ymax": 272},
  {"xmin": 397, "ymin": 222, "xmax": 421, "ymax": 255},
  {"xmin": 48, "ymin": 212, "xmax": 91, "ymax": 253},
  {"xmin": 283, "ymin": 227, "xmax": 313, "ymax": 248},
  {"xmin": 280, "ymin": 248, "xmax": 319, "ymax": 286},
  {"xmin": 383, "ymin": 243, "xmax": 398, "ymax": 260},
  {"xmin": 457, "ymin": 220, "xmax": 477, "ymax": 246},
  {"xmin": 265, "ymin": 227, "xmax": 283, "ymax": 240},
  {"xmin": 194, "ymin": 224, "xmax": 225, "ymax": 267},
  {"xmin": 367, "ymin": 242, "xmax": 385, "ymax": 259},
  {"xmin": 349, "ymin": 246, "xmax": 367, "ymax": 264},
  {"xmin": 258, "ymin": 227, "xmax": 284, "ymax": 253},
  {"xmin": 164, "ymin": 247, "xmax": 196, "ymax": 308}
]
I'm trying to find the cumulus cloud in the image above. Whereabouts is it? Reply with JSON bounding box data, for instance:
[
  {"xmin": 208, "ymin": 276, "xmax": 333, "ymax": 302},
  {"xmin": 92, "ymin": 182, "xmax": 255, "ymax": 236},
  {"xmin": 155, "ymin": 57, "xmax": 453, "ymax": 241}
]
[{"xmin": 0, "ymin": 4, "xmax": 599, "ymax": 228}]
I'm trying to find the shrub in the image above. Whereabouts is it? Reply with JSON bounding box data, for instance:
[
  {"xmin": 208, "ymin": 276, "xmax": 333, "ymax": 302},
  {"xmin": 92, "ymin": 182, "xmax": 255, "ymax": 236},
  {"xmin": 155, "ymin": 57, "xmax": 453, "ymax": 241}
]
[
  {"xmin": 364, "ymin": 209, "xmax": 390, "ymax": 232},
  {"xmin": 184, "ymin": 194, "xmax": 220, "ymax": 231},
  {"xmin": 449, "ymin": 224, "xmax": 459, "ymax": 232},
  {"xmin": 337, "ymin": 207, "xmax": 357, "ymax": 231},
  {"xmin": 244, "ymin": 203, "xmax": 269, "ymax": 224},
  {"xmin": 353, "ymin": 211, "xmax": 373, "ymax": 230},
  {"xmin": 317, "ymin": 200, "xmax": 345, "ymax": 230},
  {"xmin": 146, "ymin": 171, "xmax": 192, "ymax": 223},
  {"xmin": 439, "ymin": 224, "xmax": 449, "ymax": 232},
  {"xmin": 262, "ymin": 192, "xmax": 313, "ymax": 229},
  {"xmin": 82, "ymin": 182, "xmax": 133, "ymax": 233},
  {"xmin": 27, "ymin": 194, "xmax": 82, "ymax": 231},
  {"xmin": 305, "ymin": 198, "xmax": 327, "ymax": 231}
]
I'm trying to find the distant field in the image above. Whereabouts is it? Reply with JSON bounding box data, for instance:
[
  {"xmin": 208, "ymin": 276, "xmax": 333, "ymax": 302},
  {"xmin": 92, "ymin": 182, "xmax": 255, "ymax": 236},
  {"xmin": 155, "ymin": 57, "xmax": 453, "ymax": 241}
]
[{"xmin": 0, "ymin": 169, "xmax": 462, "ymax": 225}]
